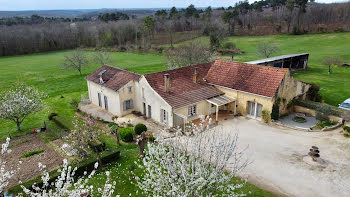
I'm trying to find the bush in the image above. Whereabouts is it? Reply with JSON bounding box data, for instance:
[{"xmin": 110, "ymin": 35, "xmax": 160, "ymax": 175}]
[
  {"xmin": 70, "ymin": 98, "xmax": 80, "ymax": 111},
  {"xmin": 88, "ymin": 140, "xmax": 106, "ymax": 153},
  {"xmin": 48, "ymin": 112, "xmax": 58, "ymax": 120},
  {"xmin": 52, "ymin": 115, "xmax": 74, "ymax": 131},
  {"xmin": 223, "ymin": 42, "xmax": 236, "ymax": 49},
  {"xmin": 119, "ymin": 127, "xmax": 134, "ymax": 142},
  {"xmin": 22, "ymin": 150, "xmax": 45, "ymax": 158},
  {"xmin": 134, "ymin": 123, "xmax": 147, "ymax": 135},
  {"xmin": 148, "ymin": 134, "xmax": 155, "ymax": 142},
  {"xmin": 306, "ymin": 84, "xmax": 322, "ymax": 102},
  {"xmin": 295, "ymin": 99, "xmax": 344, "ymax": 117},
  {"xmin": 261, "ymin": 110, "xmax": 271, "ymax": 123},
  {"xmin": 271, "ymin": 103, "xmax": 280, "ymax": 120},
  {"xmin": 316, "ymin": 112, "xmax": 330, "ymax": 122},
  {"xmin": 343, "ymin": 126, "xmax": 350, "ymax": 133}
]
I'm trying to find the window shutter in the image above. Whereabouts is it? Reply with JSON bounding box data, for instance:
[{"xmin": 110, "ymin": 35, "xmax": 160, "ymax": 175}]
[
  {"xmin": 130, "ymin": 99, "xmax": 134, "ymax": 109},
  {"xmin": 160, "ymin": 109, "xmax": 162, "ymax": 122},
  {"xmin": 123, "ymin": 101, "xmax": 126, "ymax": 111},
  {"xmin": 165, "ymin": 111, "xmax": 168, "ymax": 125}
]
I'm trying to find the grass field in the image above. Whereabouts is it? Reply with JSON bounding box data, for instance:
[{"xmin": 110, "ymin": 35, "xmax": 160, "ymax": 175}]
[
  {"xmin": 0, "ymin": 51, "xmax": 166, "ymax": 139},
  {"xmin": 188, "ymin": 32, "xmax": 350, "ymax": 106}
]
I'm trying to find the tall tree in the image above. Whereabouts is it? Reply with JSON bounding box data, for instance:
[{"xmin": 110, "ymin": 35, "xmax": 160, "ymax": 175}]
[
  {"xmin": 222, "ymin": 10, "xmax": 238, "ymax": 35},
  {"xmin": 61, "ymin": 49, "xmax": 89, "ymax": 75},
  {"xmin": 165, "ymin": 40, "xmax": 215, "ymax": 69},
  {"xmin": 256, "ymin": 41, "xmax": 279, "ymax": 58},
  {"xmin": 285, "ymin": 0, "xmax": 295, "ymax": 33},
  {"xmin": 295, "ymin": 0, "xmax": 309, "ymax": 31},
  {"xmin": 142, "ymin": 16, "xmax": 156, "ymax": 41},
  {"xmin": 135, "ymin": 117, "xmax": 248, "ymax": 196},
  {"xmin": 0, "ymin": 83, "xmax": 46, "ymax": 131},
  {"xmin": 322, "ymin": 56, "xmax": 342, "ymax": 74}
]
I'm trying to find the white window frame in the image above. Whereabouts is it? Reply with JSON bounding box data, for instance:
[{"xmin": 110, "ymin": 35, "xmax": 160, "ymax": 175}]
[{"xmin": 188, "ymin": 105, "xmax": 197, "ymax": 117}]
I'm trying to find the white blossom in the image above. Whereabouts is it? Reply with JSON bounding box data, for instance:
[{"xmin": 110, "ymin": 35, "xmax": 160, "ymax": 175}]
[
  {"xmin": 0, "ymin": 138, "xmax": 17, "ymax": 194},
  {"xmin": 135, "ymin": 116, "xmax": 248, "ymax": 197},
  {"xmin": 20, "ymin": 161, "xmax": 116, "ymax": 197},
  {"xmin": 0, "ymin": 83, "xmax": 46, "ymax": 131}
]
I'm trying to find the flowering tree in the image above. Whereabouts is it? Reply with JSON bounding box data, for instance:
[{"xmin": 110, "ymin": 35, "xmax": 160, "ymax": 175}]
[
  {"xmin": 66, "ymin": 117, "xmax": 106, "ymax": 162},
  {"xmin": 135, "ymin": 116, "xmax": 248, "ymax": 197},
  {"xmin": 0, "ymin": 138, "xmax": 17, "ymax": 195},
  {"xmin": 20, "ymin": 159, "xmax": 116, "ymax": 197},
  {"xmin": 0, "ymin": 83, "xmax": 46, "ymax": 131}
]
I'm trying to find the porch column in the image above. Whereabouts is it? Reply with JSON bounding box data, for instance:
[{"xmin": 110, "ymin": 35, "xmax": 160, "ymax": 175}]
[{"xmin": 216, "ymin": 105, "xmax": 219, "ymax": 121}]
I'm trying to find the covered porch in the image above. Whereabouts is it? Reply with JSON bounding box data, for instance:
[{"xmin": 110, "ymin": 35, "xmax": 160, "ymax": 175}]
[{"xmin": 207, "ymin": 95, "xmax": 236, "ymax": 122}]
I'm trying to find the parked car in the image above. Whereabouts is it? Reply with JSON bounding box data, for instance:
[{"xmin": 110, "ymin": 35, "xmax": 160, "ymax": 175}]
[{"xmin": 339, "ymin": 98, "xmax": 350, "ymax": 111}]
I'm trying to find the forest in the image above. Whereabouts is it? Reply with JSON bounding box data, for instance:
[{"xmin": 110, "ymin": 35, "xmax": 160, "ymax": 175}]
[{"xmin": 1, "ymin": 1, "xmax": 350, "ymax": 56}]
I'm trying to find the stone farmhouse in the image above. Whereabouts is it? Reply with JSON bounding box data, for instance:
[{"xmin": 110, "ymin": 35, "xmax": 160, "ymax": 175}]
[{"xmin": 86, "ymin": 60, "xmax": 310, "ymax": 129}]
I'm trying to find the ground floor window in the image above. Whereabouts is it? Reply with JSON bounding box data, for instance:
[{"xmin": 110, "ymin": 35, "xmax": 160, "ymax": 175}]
[
  {"xmin": 98, "ymin": 92, "xmax": 102, "ymax": 107},
  {"xmin": 188, "ymin": 105, "xmax": 197, "ymax": 117},
  {"xmin": 247, "ymin": 101, "xmax": 263, "ymax": 119},
  {"xmin": 123, "ymin": 99, "xmax": 133, "ymax": 111},
  {"xmin": 160, "ymin": 109, "xmax": 169, "ymax": 125}
]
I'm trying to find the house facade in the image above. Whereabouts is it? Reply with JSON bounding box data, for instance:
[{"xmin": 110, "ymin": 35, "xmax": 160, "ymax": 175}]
[{"xmin": 86, "ymin": 60, "xmax": 310, "ymax": 128}]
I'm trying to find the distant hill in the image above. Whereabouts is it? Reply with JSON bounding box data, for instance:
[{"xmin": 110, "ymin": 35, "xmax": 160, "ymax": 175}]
[{"xmin": 0, "ymin": 8, "xmax": 159, "ymax": 18}]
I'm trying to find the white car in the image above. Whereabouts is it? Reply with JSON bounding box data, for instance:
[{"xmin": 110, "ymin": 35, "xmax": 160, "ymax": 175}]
[{"xmin": 339, "ymin": 98, "xmax": 350, "ymax": 111}]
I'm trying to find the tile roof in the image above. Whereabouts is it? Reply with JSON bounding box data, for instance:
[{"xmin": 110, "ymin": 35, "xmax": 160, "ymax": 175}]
[
  {"xmin": 144, "ymin": 63, "xmax": 223, "ymax": 109},
  {"xmin": 205, "ymin": 60, "xmax": 288, "ymax": 97},
  {"xmin": 86, "ymin": 65, "xmax": 140, "ymax": 91}
]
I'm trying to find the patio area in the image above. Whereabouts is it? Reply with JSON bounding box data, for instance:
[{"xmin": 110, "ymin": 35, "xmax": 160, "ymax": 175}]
[
  {"xmin": 191, "ymin": 111, "xmax": 235, "ymax": 127},
  {"xmin": 277, "ymin": 113, "xmax": 319, "ymax": 130}
]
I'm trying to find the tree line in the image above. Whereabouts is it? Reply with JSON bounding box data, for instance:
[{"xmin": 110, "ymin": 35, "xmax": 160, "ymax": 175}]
[{"xmin": 1, "ymin": 2, "xmax": 350, "ymax": 56}]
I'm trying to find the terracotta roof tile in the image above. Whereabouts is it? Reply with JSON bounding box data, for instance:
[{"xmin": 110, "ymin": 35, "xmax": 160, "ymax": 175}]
[
  {"xmin": 205, "ymin": 60, "xmax": 288, "ymax": 97},
  {"xmin": 145, "ymin": 63, "xmax": 223, "ymax": 109},
  {"xmin": 86, "ymin": 65, "xmax": 140, "ymax": 91}
]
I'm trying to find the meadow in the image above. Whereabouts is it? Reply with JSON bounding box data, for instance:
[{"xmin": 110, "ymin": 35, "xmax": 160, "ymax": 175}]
[{"xmin": 1, "ymin": 32, "xmax": 349, "ymax": 196}]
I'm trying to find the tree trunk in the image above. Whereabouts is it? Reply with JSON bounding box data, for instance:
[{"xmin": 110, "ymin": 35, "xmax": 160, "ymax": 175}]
[{"xmin": 16, "ymin": 121, "xmax": 21, "ymax": 131}]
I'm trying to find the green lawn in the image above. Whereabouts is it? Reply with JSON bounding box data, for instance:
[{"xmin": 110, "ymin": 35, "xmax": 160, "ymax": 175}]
[
  {"xmin": 0, "ymin": 51, "xmax": 166, "ymax": 139},
  {"xmin": 187, "ymin": 32, "xmax": 350, "ymax": 106}
]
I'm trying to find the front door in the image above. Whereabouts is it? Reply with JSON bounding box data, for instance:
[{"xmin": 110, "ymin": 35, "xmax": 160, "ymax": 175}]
[
  {"xmin": 247, "ymin": 101, "xmax": 256, "ymax": 117},
  {"xmin": 148, "ymin": 105, "xmax": 152, "ymax": 118},
  {"xmin": 104, "ymin": 96, "xmax": 108, "ymax": 110},
  {"xmin": 98, "ymin": 93, "xmax": 102, "ymax": 107},
  {"xmin": 143, "ymin": 103, "xmax": 146, "ymax": 115},
  {"xmin": 247, "ymin": 101, "xmax": 263, "ymax": 119}
]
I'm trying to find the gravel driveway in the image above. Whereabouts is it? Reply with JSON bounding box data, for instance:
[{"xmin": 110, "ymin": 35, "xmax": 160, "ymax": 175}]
[{"xmin": 217, "ymin": 117, "xmax": 350, "ymax": 197}]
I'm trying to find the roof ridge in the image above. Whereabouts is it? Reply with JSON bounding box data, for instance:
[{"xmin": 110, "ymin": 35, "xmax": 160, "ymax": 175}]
[
  {"xmin": 103, "ymin": 64, "xmax": 141, "ymax": 76},
  {"xmin": 145, "ymin": 61, "xmax": 215, "ymax": 76},
  {"xmin": 214, "ymin": 59, "xmax": 289, "ymax": 72}
]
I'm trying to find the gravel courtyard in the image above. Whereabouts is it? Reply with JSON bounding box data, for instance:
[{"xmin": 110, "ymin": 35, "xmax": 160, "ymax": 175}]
[{"xmin": 216, "ymin": 117, "xmax": 350, "ymax": 197}]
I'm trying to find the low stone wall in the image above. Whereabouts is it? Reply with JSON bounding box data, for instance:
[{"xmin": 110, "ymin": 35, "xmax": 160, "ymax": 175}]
[{"xmin": 294, "ymin": 105, "xmax": 343, "ymax": 123}]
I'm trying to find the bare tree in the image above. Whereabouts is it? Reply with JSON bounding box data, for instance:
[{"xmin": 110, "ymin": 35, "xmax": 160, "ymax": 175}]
[
  {"xmin": 322, "ymin": 56, "xmax": 343, "ymax": 74},
  {"xmin": 256, "ymin": 41, "xmax": 279, "ymax": 58},
  {"xmin": 93, "ymin": 50, "xmax": 112, "ymax": 66},
  {"xmin": 61, "ymin": 49, "xmax": 89, "ymax": 75},
  {"xmin": 165, "ymin": 40, "xmax": 215, "ymax": 69}
]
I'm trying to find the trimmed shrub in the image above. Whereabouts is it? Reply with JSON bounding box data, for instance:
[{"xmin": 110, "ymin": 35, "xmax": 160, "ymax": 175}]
[
  {"xmin": 22, "ymin": 150, "xmax": 45, "ymax": 158},
  {"xmin": 52, "ymin": 115, "xmax": 74, "ymax": 131},
  {"xmin": 88, "ymin": 140, "xmax": 106, "ymax": 153},
  {"xmin": 70, "ymin": 98, "xmax": 80, "ymax": 111},
  {"xmin": 271, "ymin": 103, "xmax": 280, "ymax": 120},
  {"xmin": 343, "ymin": 126, "xmax": 350, "ymax": 133},
  {"xmin": 295, "ymin": 99, "xmax": 344, "ymax": 117},
  {"xmin": 134, "ymin": 123, "xmax": 147, "ymax": 135},
  {"xmin": 119, "ymin": 127, "xmax": 134, "ymax": 142},
  {"xmin": 261, "ymin": 110, "xmax": 271, "ymax": 123},
  {"xmin": 48, "ymin": 112, "xmax": 58, "ymax": 120},
  {"xmin": 8, "ymin": 149, "xmax": 120, "ymax": 195},
  {"xmin": 316, "ymin": 112, "xmax": 330, "ymax": 122}
]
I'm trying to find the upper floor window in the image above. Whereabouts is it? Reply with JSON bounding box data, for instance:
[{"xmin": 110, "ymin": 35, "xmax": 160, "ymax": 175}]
[
  {"xmin": 128, "ymin": 86, "xmax": 132, "ymax": 93},
  {"xmin": 123, "ymin": 99, "xmax": 134, "ymax": 111}
]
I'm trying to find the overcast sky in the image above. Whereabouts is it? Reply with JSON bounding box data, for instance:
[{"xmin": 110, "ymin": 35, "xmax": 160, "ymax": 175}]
[{"xmin": 0, "ymin": 0, "xmax": 346, "ymax": 11}]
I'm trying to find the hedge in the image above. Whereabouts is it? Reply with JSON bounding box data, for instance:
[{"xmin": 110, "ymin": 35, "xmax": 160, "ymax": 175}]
[
  {"xmin": 295, "ymin": 99, "xmax": 345, "ymax": 117},
  {"xmin": 8, "ymin": 149, "xmax": 120, "ymax": 195},
  {"xmin": 51, "ymin": 115, "xmax": 74, "ymax": 131},
  {"xmin": 119, "ymin": 127, "xmax": 134, "ymax": 142}
]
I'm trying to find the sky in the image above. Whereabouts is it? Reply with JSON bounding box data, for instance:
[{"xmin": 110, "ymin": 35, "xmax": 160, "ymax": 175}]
[{"xmin": 0, "ymin": 0, "xmax": 346, "ymax": 11}]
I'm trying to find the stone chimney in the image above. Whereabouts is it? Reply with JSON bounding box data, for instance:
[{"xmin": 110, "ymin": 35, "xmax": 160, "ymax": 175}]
[
  {"xmin": 164, "ymin": 74, "xmax": 170, "ymax": 93},
  {"xmin": 193, "ymin": 67, "xmax": 199, "ymax": 83}
]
